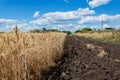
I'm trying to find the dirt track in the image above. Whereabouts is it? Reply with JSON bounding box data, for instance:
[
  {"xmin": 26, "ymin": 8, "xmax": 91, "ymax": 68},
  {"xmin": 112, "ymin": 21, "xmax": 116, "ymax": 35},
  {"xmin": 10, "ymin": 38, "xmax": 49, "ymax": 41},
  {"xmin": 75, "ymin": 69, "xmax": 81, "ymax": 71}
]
[{"xmin": 42, "ymin": 35, "xmax": 120, "ymax": 80}]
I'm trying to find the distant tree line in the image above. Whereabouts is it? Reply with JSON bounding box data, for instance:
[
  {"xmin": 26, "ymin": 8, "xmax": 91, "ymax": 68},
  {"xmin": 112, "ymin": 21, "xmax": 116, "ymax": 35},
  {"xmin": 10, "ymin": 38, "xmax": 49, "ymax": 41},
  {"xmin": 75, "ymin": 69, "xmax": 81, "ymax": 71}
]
[
  {"xmin": 75, "ymin": 27, "xmax": 115, "ymax": 33},
  {"xmin": 30, "ymin": 28, "xmax": 72, "ymax": 35},
  {"xmin": 30, "ymin": 27, "xmax": 116, "ymax": 34},
  {"xmin": 30, "ymin": 28, "xmax": 59, "ymax": 33}
]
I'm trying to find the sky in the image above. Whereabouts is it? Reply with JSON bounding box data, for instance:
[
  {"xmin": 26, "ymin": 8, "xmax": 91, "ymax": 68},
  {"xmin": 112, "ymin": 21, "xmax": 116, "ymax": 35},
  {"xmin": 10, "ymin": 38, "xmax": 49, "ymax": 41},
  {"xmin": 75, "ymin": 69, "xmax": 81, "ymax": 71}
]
[{"xmin": 0, "ymin": 0, "xmax": 120, "ymax": 32}]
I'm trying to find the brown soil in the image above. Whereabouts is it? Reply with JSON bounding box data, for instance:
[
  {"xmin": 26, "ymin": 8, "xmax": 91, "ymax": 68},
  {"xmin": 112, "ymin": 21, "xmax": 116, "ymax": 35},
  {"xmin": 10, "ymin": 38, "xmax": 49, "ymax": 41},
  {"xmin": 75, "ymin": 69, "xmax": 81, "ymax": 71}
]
[{"xmin": 42, "ymin": 35, "xmax": 120, "ymax": 80}]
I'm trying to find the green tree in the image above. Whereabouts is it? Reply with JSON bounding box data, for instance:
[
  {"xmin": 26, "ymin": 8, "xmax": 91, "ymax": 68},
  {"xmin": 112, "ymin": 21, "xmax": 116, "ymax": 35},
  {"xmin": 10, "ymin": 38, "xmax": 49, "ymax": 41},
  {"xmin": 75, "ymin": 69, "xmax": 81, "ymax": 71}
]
[
  {"xmin": 75, "ymin": 30, "xmax": 83, "ymax": 33},
  {"xmin": 43, "ymin": 28, "xmax": 47, "ymax": 31},
  {"xmin": 105, "ymin": 28, "xmax": 115, "ymax": 31},
  {"xmin": 62, "ymin": 31, "xmax": 72, "ymax": 35},
  {"xmin": 82, "ymin": 27, "xmax": 92, "ymax": 32},
  {"xmin": 30, "ymin": 29, "xmax": 40, "ymax": 33}
]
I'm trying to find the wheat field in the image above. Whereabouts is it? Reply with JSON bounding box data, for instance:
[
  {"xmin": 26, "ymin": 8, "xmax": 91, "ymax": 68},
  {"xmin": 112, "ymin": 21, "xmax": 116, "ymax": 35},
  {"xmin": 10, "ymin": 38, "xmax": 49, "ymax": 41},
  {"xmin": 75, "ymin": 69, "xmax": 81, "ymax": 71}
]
[
  {"xmin": 74, "ymin": 31, "xmax": 120, "ymax": 43},
  {"xmin": 74, "ymin": 32, "xmax": 113, "ymax": 39},
  {"xmin": 0, "ymin": 26, "xmax": 67, "ymax": 80}
]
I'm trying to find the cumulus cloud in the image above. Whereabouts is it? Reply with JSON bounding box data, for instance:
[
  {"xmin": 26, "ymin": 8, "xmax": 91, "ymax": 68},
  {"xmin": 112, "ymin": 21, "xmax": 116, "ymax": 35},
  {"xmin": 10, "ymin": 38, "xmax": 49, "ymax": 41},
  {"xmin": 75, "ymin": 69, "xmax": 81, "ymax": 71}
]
[
  {"xmin": 31, "ymin": 18, "xmax": 53, "ymax": 25},
  {"xmin": 30, "ymin": 8, "xmax": 96, "ymax": 32},
  {"xmin": 88, "ymin": 0, "xmax": 111, "ymax": 8},
  {"xmin": 103, "ymin": 24, "xmax": 110, "ymax": 28},
  {"xmin": 43, "ymin": 8, "xmax": 95, "ymax": 19},
  {"xmin": 31, "ymin": 8, "xmax": 95, "ymax": 25},
  {"xmin": 30, "ymin": 8, "xmax": 120, "ymax": 31},
  {"xmin": 79, "ymin": 14, "xmax": 120, "ymax": 24},
  {"xmin": 17, "ymin": 23, "xmax": 35, "ymax": 31},
  {"xmin": 0, "ymin": 18, "xmax": 18, "ymax": 31},
  {"xmin": 116, "ymin": 25, "xmax": 120, "ymax": 30},
  {"xmin": 0, "ymin": 18, "xmax": 32, "ymax": 32},
  {"xmin": 1, "ymin": 8, "xmax": 120, "ymax": 32},
  {"xmin": 33, "ymin": 11, "xmax": 40, "ymax": 18},
  {"xmin": 0, "ymin": 19, "xmax": 18, "ymax": 23},
  {"xmin": 48, "ymin": 24, "xmax": 83, "ymax": 32}
]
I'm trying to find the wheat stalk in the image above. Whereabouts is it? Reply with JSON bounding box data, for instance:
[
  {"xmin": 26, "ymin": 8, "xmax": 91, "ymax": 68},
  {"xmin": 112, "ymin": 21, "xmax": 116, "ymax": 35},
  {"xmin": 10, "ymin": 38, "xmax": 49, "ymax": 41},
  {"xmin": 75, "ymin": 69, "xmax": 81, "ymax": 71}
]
[{"xmin": 0, "ymin": 30, "xmax": 67, "ymax": 80}]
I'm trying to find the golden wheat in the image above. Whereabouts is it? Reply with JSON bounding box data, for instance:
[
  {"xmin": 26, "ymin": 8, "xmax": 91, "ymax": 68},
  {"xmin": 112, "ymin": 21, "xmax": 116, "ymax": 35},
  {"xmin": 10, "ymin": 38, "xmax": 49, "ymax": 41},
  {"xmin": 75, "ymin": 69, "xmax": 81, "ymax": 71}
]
[
  {"xmin": 0, "ymin": 29, "xmax": 67, "ymax": 80},
  {"xmin": 74, "ymin": 32, "xmax": 112, "ymax": 39}
]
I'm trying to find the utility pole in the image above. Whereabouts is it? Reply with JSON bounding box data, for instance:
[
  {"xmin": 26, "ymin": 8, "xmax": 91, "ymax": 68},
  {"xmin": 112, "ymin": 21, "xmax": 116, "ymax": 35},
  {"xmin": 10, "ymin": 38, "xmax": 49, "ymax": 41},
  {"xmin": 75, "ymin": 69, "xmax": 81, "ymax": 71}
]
[{"xmin": 101, "ymin": 20, "xmax": 104, "ymax": 30}]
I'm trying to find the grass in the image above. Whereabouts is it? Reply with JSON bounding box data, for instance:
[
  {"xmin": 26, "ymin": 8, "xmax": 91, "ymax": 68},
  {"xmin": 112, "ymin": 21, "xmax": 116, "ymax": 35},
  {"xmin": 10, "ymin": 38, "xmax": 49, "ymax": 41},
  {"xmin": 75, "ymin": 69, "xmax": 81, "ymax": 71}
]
[
  {"xmin": 101, "ymin": 31, "xmax": 120, "ymax": 43},
  {"xmin": 0, "ymin": 26, "xmax": 67, "ymax": 80},
  {"xmin": 74, "ymin": 31, "xmax": 112, "ymax": 39},
  {"xmin": 74, "ymin": 30, "xmax": 120, "ymax": 44}
]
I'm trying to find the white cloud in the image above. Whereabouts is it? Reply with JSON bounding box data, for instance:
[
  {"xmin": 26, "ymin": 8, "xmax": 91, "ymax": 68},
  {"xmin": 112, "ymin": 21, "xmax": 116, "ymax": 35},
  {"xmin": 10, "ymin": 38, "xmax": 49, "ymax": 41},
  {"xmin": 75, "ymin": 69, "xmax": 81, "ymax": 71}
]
[
  {"xmin": 30, "ymin": 18, "xmax": 53, "ymax": 25},
  {"xmin": 64, "ymin": 0, "xmax": 69, "ymax": 3},
  {"xmin": 79, "ymin": 14, "xmax": 120, "ymax": 24},
  {"xmin": 43, "ymin": 8, "xmax": 95, "ymax": 19},
  {"xmin": 31, "ymin": 8, "xmax": 95, "ymax": 25},
  {"xmin": 1, "ymin": 8, "xmax": 120, "ymax": 32},
  {"xmin": 116, "ymin": 25, "xmax": 120, "ymax": 30},
  {"xmin": 0, "ymin": 18, "xmax": 18, "ymax": 32},
  {"xmin": 103, "ymin": 24, "xmax": 110, "ymax": 28},
  {"xmin": 88, "ymin": 0, "xmax": 111, "ymax": 8},
  {"xmin": 30, "ymin": 8, "xmax": 120, "ymax": 31},
  {"xmin": 33, "ymin": 11, "xmax": 40, "ymax": 18},
  {"xmin": 17, "ymin": 23, "xmax": 34, "ymax": 31},
  {"xmin": 0, "ymin": 19, "xmax": 18, "ymax": 23},
  {"xmin": 86, "ymin": 0, "xmax": 89, "ymax": 3},
  {"xmin": 79, "ymin": 16, "xmax": 98, "ymax": 24},
  {"xmin": 0, "ymin": 18, "xmax": 33, "ymax": 32},
  {"xmin": 49, "ymin": 24, "xmax": 84, "ymax": 32}
]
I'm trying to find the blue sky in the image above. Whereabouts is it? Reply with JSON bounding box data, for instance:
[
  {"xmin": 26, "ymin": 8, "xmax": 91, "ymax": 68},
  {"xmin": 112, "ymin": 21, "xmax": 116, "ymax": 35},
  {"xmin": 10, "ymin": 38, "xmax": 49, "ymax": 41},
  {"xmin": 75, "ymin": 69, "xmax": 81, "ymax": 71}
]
[{"xmin": 0, "ymin": 0, "xmax": 120, "ymax": 32}]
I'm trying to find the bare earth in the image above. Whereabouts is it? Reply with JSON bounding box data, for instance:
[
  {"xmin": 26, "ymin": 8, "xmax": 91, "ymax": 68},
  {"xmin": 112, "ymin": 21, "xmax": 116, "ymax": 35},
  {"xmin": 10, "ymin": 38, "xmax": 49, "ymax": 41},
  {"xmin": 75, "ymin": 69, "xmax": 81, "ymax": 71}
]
[{"xmin": 42, "ymin": 35, "xmax": 120, "ymax": 80}]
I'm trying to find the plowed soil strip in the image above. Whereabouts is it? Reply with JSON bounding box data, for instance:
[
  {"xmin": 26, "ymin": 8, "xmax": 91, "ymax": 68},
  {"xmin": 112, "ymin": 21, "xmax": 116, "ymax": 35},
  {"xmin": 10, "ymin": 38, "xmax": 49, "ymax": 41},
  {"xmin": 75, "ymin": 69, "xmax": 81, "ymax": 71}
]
[{"xmin": 42, "ymin": 35, "xmax": 120, "ymax": 80}]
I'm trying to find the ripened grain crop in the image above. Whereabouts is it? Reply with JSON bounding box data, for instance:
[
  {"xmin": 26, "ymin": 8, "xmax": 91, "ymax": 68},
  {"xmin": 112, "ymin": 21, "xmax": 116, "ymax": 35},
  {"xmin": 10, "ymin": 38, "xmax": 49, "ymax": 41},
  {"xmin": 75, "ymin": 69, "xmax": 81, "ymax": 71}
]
[
  {"xmin": 74, "ymin": 32, "xmax": 113, "ymax": 39},
  {"xmin": 74, "ymin": 31, "xmax": 120, "ymax": 43},
  {"xmin": 0, "ymin": 26, "xmax": 67, "ymax": 80}
]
